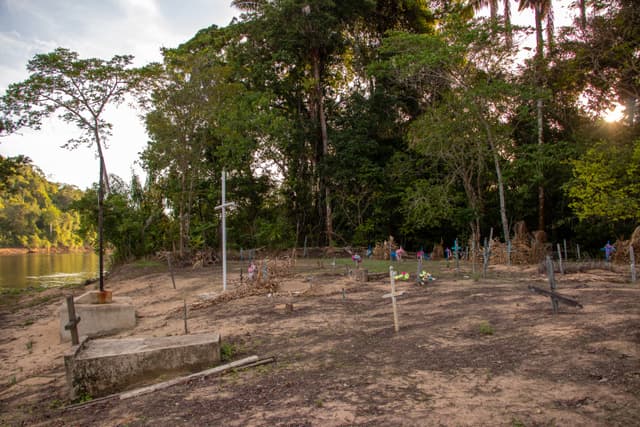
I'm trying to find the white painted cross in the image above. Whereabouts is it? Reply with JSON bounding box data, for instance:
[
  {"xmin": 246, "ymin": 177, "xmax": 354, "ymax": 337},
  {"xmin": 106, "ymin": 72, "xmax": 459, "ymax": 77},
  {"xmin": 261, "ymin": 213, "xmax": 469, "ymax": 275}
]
[
  {"xmin": 382, "ymin": 266, "xmax": 406, "ymax": 333},
  {"xmin": 214, "ymin": 169, "xmax": 236, "ymax": 292}
]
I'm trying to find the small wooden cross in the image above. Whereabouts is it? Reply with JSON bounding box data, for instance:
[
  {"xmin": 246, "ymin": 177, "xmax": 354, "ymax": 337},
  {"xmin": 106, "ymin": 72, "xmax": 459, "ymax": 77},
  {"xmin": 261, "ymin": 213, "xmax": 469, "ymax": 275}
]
[
  {"xmin": 64, "ymin": 295, "xmax": 81, "ymax": 346},
  {"xmin": 383, "ymin": 266, "xmax": 406, "ymax": 332}
]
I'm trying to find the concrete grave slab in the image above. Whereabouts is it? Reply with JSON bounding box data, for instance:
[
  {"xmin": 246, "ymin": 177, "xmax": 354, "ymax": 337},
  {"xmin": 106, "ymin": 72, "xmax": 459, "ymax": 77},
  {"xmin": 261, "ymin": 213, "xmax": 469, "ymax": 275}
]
[
  {"xmin": 64, "ymin": 333, "xmax": 221, "ymax": 399},
  {"xmin": 59, "ymin": 290, "xmax": 136, "ymax": 342}
]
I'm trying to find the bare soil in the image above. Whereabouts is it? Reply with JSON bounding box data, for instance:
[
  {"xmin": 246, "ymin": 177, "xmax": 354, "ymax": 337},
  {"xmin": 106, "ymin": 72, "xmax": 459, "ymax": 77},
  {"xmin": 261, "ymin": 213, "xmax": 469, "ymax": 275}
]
[{"xmin": 1, "ymin": 260, "xmax": 639, "ymax": 426}]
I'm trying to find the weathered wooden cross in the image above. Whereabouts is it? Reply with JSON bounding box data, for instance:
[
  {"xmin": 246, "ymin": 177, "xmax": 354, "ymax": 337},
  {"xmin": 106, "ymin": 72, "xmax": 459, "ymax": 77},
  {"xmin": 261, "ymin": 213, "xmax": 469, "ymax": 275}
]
[
  {"xmin": 383, "ymin": 266, "xmax": 406, "ymax": 333},
  {"xmin": 64, "ymin": 295, "xmax": 81, "ymax": 346},
  {"xmin": 527, "ymin": 255, "xmax": 583, "ymax": 313}
]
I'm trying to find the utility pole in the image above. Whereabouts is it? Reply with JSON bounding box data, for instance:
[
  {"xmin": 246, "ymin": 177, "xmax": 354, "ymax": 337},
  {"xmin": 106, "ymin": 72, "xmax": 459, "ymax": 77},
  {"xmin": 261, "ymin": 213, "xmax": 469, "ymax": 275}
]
[{"xmin": 215, "ymin": 169, "xmax": 236, "ymax": 292}]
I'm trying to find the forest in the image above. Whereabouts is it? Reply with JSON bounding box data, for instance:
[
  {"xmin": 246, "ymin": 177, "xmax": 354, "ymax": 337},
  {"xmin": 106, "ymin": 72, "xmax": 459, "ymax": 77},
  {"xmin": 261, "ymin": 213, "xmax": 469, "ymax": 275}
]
[{"xmin": 1, "ymin": 0, "xmax": 638, "ymax": 262}]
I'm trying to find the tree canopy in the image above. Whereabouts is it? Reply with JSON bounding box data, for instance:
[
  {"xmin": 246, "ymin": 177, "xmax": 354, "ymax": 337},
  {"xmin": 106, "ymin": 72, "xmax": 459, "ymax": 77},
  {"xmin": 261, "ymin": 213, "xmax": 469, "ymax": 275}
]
[{"xmin": 2, "ymin": 0, "xmax": 638, "ymax": 259}]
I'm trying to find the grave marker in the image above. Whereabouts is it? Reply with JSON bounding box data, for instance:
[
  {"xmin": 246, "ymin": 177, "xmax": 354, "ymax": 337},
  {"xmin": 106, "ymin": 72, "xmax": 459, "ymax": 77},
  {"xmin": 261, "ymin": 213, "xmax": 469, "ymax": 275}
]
[
  {"xmin": 453, "ymin": 238, "xmax": 461, "ymax": 272},
  {"xmin": 383, "ymin": 266, "xmax": 406, "ymax": 333},
  {"xmin": 64, "ymin": 295, "xmax": 81, "ymax": 346}
]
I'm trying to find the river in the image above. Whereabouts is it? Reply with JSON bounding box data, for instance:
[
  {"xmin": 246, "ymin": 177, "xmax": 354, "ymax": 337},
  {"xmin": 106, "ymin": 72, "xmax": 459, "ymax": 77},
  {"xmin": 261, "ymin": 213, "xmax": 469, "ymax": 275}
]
[{"xmin": 0, "ymin": 252, "xmax": 103, "ymax": 289}]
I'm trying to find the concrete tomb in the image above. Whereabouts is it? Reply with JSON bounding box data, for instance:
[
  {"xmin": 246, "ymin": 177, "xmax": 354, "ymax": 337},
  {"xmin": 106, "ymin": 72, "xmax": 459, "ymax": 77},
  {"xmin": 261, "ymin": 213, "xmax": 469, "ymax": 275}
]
[
  {"xmin": 59, "ymin": 290, "xmax": 136, "ymax": 342},
  {"xmin": 64, "ymin": 333, "xmax": 221, "ymax": 399}
]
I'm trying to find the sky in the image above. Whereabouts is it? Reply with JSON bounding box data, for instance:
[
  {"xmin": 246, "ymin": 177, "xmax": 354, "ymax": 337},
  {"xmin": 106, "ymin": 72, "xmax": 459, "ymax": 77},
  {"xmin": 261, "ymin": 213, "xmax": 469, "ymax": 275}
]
[{"xmin": 0, "ymin": 0, "xmax": 238, "ymax": 189}]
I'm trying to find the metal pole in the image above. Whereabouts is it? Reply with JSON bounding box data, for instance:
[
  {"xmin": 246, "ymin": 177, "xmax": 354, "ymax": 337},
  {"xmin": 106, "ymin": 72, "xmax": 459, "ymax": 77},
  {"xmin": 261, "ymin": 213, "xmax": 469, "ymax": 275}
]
[
  {"xmin": 98, "ymin": 161, "xmax": 104, "ymax": 292},
  {"xmin": 221, "ymin": 169, "xmax": 227, "ymax": 292}
]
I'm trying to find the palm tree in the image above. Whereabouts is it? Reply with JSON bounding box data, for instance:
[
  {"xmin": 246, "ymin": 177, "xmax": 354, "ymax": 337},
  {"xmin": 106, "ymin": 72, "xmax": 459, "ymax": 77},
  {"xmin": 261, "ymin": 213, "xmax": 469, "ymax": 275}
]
[
  {"xmin": 578, "ymin": 0, "xmax": 587, "ymax": 30},
  {"xmin": 469, "ymin": 0, "xmax": 513, "ymax": 46},
  {"xmin": 518, "ymin": 0, "xmax": 552, "ymax": 231}
]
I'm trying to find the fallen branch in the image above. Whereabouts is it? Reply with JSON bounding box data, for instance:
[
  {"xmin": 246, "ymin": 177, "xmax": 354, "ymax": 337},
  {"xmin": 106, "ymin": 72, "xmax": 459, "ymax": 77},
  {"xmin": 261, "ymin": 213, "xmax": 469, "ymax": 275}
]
[
  {"xmin": 64, "ymin": 355, "xmax": 275, "ymax": 410},
  {"xmin": 527, "ymin": 285, "xmax": 583, "ymax": 309},
  {"xmin": 120, "ymin": 355, "xmax": 274, "ymax": 399}
]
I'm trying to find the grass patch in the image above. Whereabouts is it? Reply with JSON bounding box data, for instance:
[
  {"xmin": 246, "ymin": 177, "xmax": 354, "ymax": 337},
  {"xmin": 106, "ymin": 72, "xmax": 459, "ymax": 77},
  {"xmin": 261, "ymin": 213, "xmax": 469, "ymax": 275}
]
[
  {"xmin": 132, "ymin": 258, "xmax": 164, "ymax": 268},
  {"xmin": 220, "ymin": 342, "xmax": 236, "ymax": 362},
  {"xmin": 478, "ymin": 321, "xmax": 495, "ymax": 336}
]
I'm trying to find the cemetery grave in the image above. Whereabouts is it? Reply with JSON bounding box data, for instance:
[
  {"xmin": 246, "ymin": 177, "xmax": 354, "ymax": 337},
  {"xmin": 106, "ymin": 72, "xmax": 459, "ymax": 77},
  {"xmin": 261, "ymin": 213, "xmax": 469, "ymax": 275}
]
[{"xmin": 0, "ymin": 254, "xmax": 638, "ymax": 426}]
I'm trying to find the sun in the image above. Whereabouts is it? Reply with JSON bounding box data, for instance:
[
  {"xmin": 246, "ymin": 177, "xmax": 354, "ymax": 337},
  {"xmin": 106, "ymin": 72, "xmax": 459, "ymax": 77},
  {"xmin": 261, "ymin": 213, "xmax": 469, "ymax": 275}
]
[{"xmin": 603, "ymin": 104, "xmax": 625, "ymax": 123}]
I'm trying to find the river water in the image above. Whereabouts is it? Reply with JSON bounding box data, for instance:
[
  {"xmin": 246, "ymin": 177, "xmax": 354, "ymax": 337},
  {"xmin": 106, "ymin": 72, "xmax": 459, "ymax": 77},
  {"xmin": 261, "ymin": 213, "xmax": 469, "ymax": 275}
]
[{"xmin": 0, "ymin": 252, "xmax": 102, "ymax": 289}]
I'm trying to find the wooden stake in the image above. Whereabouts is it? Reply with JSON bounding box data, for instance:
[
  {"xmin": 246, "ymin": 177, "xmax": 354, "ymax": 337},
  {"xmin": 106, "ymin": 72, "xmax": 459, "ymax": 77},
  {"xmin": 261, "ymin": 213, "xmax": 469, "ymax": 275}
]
[
  {"xmin": 563, "ymin": 239, "xmax": 568, "ymax": 262},
  {"xmin": 183, "ymin": 299, "xmax": 189, "ymax": 335},
  {"xmin": 168, "ymin": 254, "xmax": 176, "ymax": 290},
  {"xmin": 472, "ymin": 240, "xmax": 476, "ymax": 274},
  {"xmin": 546, "ymin": 256, "xmax": 558, "ymax": 314},
  {"xmin": 388, "ymin": 267, "xmax": 400, "ymax": 332},
  {"xmin": 577, "ymin": 244, "xmax": 581, "ymax": 261},
  {"xmin": 557, "ymin": 243, "xmax": 564, "ymax": 274},
  {"xmin": 630, "ymin": 245, "xmax": 637, "ymax": 283}
]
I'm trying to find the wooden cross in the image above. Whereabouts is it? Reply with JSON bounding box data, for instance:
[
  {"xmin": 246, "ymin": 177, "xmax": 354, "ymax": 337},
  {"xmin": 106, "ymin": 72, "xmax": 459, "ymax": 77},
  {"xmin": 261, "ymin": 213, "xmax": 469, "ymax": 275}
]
[
  {"xmin": 453, "ymin": 238, "xmax": 461, "ymax": 272},
  {"xmin": 64, "ymin": 295, "xmax": 81, "ymax": 346},
  {"xmin": 383, "ymin": 266, "xmax": 406, "ymax": 333}
]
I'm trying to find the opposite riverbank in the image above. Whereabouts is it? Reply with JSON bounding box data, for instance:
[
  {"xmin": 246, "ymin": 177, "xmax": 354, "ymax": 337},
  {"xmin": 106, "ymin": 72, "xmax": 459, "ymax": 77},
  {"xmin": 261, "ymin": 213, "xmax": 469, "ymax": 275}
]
[{"xmin": 0, "ymin": 247, "xmax": 93, "ymax": 256}]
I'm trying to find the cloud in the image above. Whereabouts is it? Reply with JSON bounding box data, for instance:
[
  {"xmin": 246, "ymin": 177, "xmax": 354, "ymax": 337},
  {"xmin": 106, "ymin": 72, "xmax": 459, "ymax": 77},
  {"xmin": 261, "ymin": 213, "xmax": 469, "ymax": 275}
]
[{"xmin": 0, "ymin": 0, "xmax": 238, "ymax": 188}]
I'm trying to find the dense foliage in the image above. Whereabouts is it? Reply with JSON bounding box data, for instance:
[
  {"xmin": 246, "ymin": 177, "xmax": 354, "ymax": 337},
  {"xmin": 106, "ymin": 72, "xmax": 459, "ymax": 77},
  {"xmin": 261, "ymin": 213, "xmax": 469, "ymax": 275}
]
[
  {"xmin": 2, "ymin": 0, "xmax": 638, "ymax": 258},
  {"xmin": 0, "ymin": 156, "xmax": 85, "ymax": 249}
]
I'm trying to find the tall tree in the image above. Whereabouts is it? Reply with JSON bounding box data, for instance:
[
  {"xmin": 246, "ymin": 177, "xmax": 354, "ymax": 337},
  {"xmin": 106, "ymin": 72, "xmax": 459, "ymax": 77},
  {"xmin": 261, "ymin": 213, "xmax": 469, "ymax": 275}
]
[
  {"xmin": 1, "ymin": 48, "xmax": 149, "ymax": 290},
  {"xmin": 518, "ymin": 0, "xmax": 553, "ymax": 231},
  {"xmin": 372, "ymin": 19, "xmax": 518, "ymax": 246}
]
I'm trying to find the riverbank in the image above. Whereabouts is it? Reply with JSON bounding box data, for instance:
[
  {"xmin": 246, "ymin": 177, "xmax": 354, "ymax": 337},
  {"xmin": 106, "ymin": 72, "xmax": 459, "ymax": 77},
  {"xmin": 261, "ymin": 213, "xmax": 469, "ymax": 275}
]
[{"xmin": 0, "ymin": 247, "xmax": 94, "ymax": 256}]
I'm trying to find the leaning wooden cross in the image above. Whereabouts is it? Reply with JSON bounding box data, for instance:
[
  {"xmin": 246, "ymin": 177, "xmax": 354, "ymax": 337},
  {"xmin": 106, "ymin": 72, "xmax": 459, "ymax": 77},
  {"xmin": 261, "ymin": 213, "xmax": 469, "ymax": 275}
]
[
  {"xmin": 383, "ymin": 266, "xmax": 406, "ymax": 332},
  {"xmin": 528, "ymin": 256, "xmax": 583, "ymax": 313}
]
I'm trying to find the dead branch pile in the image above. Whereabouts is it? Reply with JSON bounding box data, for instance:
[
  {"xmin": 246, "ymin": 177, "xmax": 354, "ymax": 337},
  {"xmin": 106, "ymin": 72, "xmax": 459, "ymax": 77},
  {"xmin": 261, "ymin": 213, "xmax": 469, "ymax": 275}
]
[
  {"xmin": 185, "ymin": 256, "xmax": 296, "ymax": 313},
  {"xmin": 612, "ymin": 225, "xmax": 640, "ymax": 264},
  {"xmin": 467, "ymin": 222, "xmax": 550, "ymax": 265},
  {"xmin": 156, "ymin": 248, "xmax": 218, "ymax": 268},
  {"xmin": 372, "ymin": 236, "xmax": 398, "ymax": 260},
  {"xmin": 431, "ymin": 241, "xmax": 444, "ymax": 260}
]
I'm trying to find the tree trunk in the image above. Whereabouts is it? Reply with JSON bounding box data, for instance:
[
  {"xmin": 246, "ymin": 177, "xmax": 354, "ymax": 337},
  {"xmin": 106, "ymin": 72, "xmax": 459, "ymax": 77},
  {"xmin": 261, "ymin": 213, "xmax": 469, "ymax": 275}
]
[
  {"xmin": 178, "ymin": 172, "xmax": 186, "ymax": 257},
  {"xmin": 534, "ymin": 3, "xmax": 545, "ymax": 232},
  {"xmin": 478, "ymin": 109, "xmax": 510, "ymax": 251},
  {"xmin": 504, "ymin": 0, "xmax": 512, "ymax": 48},
  {"xmin": 312, "ymin": 49, "xmax": 333, "ymax": 246},
  {"xmin": 93, "ymin": 125, "xmax": 107, "ymax": 292}
]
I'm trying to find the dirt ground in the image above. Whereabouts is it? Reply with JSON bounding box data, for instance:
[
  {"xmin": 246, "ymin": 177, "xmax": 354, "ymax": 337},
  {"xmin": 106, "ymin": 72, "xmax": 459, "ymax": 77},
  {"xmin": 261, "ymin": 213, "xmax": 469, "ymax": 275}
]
[{"xmin": 1, "ymin": 259, "xmax": 639, "ymax": 426}]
